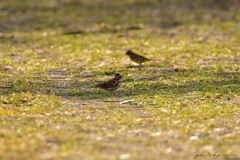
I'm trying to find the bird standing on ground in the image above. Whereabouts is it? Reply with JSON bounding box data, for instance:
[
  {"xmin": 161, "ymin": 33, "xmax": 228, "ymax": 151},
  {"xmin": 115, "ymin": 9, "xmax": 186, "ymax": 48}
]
[
  {"xmin": 93, "ymin": 73, "xmax": 123, "ymax": 91},
  {"xmin": 125, "ymin": 50, "xmax": 151, "ymax": 66}
]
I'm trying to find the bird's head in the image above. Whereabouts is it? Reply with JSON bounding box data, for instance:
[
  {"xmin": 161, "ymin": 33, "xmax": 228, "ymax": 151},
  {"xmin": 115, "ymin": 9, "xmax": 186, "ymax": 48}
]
[
  {"xmin": 125, "ymin": 50, "xmax": 133, "ymax": 55},
  {"xmin": 114, "ymin": 73, "xmax": 122, "ymax": 81}
]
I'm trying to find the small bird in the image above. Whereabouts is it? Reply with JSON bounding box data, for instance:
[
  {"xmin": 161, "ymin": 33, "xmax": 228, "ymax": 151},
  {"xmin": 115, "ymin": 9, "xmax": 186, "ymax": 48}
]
[
  {"xmin": 93, "ymin": 73, "xmax": 123, "ymax": 91},
  {"xmin": 125, "ymin": 50, "xmax": 151, "ymax": 65}
]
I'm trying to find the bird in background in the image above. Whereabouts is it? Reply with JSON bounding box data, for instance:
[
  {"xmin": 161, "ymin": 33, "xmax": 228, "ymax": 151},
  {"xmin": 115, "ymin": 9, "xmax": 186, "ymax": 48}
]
[
  {"xmin": 93, "ymin": 73, "xmax": 123, "ymax": 91},
  {"xmin": 125, "ymin": 50, "xmax": 151, "ymax": 66}
]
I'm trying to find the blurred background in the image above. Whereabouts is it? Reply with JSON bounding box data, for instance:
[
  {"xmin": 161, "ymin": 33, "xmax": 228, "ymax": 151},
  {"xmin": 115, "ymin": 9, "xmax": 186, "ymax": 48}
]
[{"xmin": 0, "ymin": 0, "xmax": 239, "ymax": 32}]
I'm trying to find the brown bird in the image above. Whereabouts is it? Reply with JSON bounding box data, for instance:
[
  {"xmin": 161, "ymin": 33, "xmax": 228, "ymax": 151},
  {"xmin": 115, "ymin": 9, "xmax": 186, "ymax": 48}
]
[
  {"xmin": 125, "ymin": 50, "xmax": 151, "ymax": 65},
  {"xmin": 93, "ymin": 73, "xmax": 123, "ymax": 91}
]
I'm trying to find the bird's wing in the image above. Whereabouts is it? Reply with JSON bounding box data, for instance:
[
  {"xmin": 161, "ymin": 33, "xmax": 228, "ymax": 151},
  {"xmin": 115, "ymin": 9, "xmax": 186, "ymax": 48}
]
[
  {"xmin": 140, "ymin": 55, "xmax": 150, "ymax": 60},
  {"xmin": 107, "ymin": 79, "xmax": 119, "ymax": 86}
]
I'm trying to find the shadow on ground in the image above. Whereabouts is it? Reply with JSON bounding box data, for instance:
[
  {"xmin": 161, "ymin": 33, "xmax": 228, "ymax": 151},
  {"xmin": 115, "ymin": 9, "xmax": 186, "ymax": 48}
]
[{"xmin": 1, "ymin": 63, "xmax": 239, "ymax": 109}]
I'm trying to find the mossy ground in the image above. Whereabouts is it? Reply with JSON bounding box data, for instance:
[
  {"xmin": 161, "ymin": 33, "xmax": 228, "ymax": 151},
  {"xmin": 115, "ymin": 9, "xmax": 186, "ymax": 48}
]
[{"xmin": 0, "ymin": 0, "xmax": 240, "ymax": 160}]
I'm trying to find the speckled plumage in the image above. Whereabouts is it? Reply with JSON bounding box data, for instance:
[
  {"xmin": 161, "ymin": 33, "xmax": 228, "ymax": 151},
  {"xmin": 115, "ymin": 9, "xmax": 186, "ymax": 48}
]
[
  {"xmin": 125, "ymin": 50, "xmax": 151, "ymax": 65},
  {"xmin": 94, "ymin": 73, "xmax": 123, "ymax": 91}
]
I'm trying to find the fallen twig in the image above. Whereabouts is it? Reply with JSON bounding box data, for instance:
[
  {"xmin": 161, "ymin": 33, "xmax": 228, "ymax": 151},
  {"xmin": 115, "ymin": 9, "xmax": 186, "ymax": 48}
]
[
  {"xmin": 0, "ymin": 85, "xmax": 13, "ymax": 88},
  {"xmin": 120, "ymin": 99, "xmax": 134, "ymax": 104}
]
